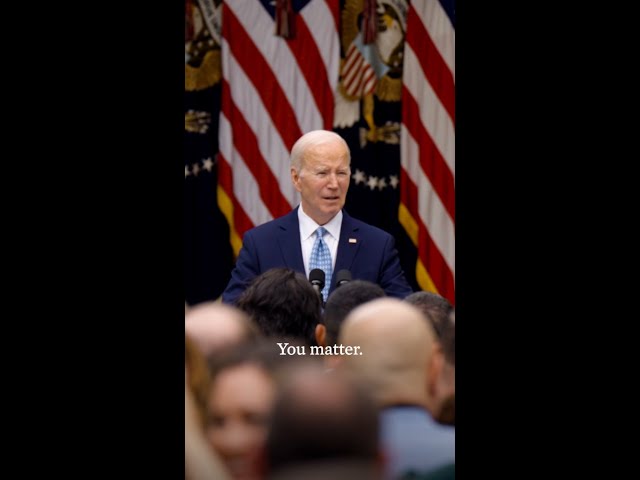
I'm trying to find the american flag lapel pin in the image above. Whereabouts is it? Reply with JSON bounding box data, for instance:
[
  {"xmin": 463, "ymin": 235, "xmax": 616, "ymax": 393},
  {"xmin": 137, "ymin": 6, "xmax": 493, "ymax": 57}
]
[{"xmin": 349, "ymin": 238, "xmax": 357, "ymax": 244}]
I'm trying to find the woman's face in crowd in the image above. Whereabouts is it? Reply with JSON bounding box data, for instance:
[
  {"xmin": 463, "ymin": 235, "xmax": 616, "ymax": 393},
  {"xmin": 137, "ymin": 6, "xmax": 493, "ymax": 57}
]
[{"xmin": 206, "ymin": 363, "xmax": 276, "ymax": 480}]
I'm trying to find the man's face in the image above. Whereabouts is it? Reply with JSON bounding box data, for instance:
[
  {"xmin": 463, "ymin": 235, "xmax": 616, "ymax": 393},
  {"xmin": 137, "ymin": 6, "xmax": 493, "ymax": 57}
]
[{"xmin": 291, "ymin": 141, "xmax": 350, "ymax": 225}]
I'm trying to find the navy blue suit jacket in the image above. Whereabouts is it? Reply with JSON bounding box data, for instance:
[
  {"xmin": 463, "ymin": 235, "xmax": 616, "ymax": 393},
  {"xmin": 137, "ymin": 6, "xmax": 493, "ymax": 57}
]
[{"xmin": 222, "ymin": 208, "xmax": 413, "ymax": 305}]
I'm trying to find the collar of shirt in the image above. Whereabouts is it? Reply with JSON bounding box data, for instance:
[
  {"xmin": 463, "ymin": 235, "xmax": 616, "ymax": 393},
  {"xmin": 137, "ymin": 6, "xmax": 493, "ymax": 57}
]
[
  {"xmin": 298, "ymin": 205, "xmax": 342, "ymax": 277},
  {"xmin": 297, "ymin": 205, "xmax": 342, "ymax": 242}
]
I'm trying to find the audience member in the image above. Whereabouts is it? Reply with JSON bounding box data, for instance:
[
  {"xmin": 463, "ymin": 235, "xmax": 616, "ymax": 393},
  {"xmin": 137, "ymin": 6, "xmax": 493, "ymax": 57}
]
[
  {"xmin": 236, "ymin": 267, "xmax": 322, "ymax": 345},
  {"xmin": 404, "ymin": 292, "xmax": 455, "ymax": 425},
  {"xmin": 403, "ymin": 291, "xmax": 452, "ymax": 340},
  {"xmin": 264, "ymin": 364, "xmax": 381, "ymax": 480},
  {"xmin": 186, "ymin": 371, "xmax": 232, "ymax": 480},
  {"xmin": 338, "ymin": 298, "xmax": 455, "ymax": 479},
  {"xmin": 318, "ymin": 280, "xmax": 385, "ymax": 347},
  {"xmin": 205, "ymin": 341, "xmax": 290, "ymax": 480},
  {"xmin": 185, "ymin": 301, "xmax": 259, "ymax": 357}
]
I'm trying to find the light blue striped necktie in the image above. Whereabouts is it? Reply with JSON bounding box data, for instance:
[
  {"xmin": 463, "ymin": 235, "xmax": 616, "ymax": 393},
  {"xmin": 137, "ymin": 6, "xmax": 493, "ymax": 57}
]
[{"xmin": 309, "ymin": 226, "xmax": 332, "ymax": 302}]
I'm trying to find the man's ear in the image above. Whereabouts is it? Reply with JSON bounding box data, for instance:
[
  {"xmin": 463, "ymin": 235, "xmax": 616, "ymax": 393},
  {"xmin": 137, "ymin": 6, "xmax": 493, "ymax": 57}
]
[
  {"xmin": 291, "ymin": 167, "xmax": 302, "ymax": 192},
  {"xmin": 315, "ymin": 323, "xmax": 326, "ymax": 348}
]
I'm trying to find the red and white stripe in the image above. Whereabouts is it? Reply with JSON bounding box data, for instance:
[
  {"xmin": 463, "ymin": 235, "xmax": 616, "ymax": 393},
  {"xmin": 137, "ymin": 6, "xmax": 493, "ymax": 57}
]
[
  {"xmin": 218, "ymin": 0, "xmax": 340, "ymax": 250},
  {"xmin": 400, "ymin": 0, "xmax": 455, "ymax": 304}
]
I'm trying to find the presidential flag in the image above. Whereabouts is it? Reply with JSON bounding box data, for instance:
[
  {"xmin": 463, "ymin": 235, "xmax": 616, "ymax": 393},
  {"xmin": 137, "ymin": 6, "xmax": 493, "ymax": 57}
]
[
  {"xmin": 184, "ymin": 0, "xmax": 233, "ymax": 305},
  {"xmin": 335, "ymin": 0, "xmax": 420, "ymax": 292}
]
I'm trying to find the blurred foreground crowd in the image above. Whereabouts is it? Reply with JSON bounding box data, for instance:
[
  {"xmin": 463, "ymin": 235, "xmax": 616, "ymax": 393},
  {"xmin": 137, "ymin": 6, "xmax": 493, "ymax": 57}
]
[{"xmin": 185, "ymin": 268, "xmax": 455, "ymax": 480}]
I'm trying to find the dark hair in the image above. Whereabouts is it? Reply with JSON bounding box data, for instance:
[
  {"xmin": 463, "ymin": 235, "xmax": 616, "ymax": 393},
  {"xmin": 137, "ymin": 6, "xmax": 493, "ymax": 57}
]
[
  {"xmin": 265, "ymin": 371, "xmax": 379, "ymax": 471},
  {"xmin": 236, "ymin": 268, "xmax": 322, "ymax": 344},
  {"xmin": 323, "ymin": 280, "xmax": 385, "ymax": 345},
  {"xmin": 404, "ymin": 291, "xmax": 454, "ymax": 364},
  {"xmin": 440, "ymin": 309, "xmax": 455, "ymax": 366}
]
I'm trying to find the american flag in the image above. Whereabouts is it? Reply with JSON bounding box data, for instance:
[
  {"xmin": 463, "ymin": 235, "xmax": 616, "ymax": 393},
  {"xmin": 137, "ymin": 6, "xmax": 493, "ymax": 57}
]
[
  {"xmin": 217, "ymin": 0, "xmax": 340, "ymax": 256},
  {"xmin": 400, "ymin": 0, "xmax": 455, "ymax": 304},
  {"xmin": 340, "ymin": 33, "xmax": 388, "ymax": 99}
]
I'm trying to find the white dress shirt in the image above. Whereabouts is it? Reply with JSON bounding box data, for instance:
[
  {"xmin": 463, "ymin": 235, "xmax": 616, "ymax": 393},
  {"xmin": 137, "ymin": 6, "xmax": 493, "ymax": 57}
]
[{"xmin": 298, "ymin": 205, "xmax": 342, "ymax": 278}]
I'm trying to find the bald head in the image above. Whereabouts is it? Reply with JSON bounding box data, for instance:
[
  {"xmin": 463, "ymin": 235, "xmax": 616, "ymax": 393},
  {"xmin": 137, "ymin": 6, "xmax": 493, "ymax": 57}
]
[
  {"xmin": 185, "ymin": 302, "xmax": 257, "ymax": 356},
  {"xmin": 338, "ymin": 298, "xmax": 438, "ymax": 408}
]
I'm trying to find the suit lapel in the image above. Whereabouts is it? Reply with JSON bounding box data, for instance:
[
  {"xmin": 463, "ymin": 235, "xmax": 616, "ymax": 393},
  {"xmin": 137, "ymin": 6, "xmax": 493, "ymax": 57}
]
[
  {"xmin": 334, "ymin": 210, "xmax": 361, "ymax": 283},
  {"xmin": 277, "ymin": 208, "xmax": 305, "ymax": 273}
]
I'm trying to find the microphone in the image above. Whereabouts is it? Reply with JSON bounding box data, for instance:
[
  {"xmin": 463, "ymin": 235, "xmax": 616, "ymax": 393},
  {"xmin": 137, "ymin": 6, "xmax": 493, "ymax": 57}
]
[
  {"xmin": 335, "ymin": 269, "xmax": 352, "ymax": 288},
  {"xmin": 309, "ymin": 269, "xmax": 325, "ymax": 300}
]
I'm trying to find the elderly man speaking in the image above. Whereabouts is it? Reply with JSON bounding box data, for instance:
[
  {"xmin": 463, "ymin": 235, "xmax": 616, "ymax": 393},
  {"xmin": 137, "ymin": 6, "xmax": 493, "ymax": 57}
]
[{"xmin": 222, "ymin": 130, "xmax": 412, "ymax": 305}]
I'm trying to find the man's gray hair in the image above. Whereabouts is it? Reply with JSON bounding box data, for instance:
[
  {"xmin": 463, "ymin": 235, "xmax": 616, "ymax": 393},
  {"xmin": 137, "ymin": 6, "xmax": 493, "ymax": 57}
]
[{"xmin": 290, "ymin": 130, "xmax": 351, "ymax": 172}]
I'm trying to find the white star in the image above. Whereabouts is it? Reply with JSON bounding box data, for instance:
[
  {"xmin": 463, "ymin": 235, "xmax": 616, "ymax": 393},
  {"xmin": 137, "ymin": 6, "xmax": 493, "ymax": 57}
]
[
  {"xmin": 352, "ymin": 169, "xmax": 366, "ymax": 185},
  {"xmin": 389, "ymin": 175, "xmax": 399, "ymax": 189},
  {"xmin": 378, "ymin": 177, "xmax": 387, "ymax": 190},
  {"xmin": 203, "ymin": 157, "xmax": 214, "ymax": 172},
  {"xmin": 185, "ymin": 165, "xmax": 191, "ymax": 178},
  {"xmin": 192, "ymin": 163, "xmax": 200, "ymax": 176},
  {"xmin": 367, "ymin": 175, "xmax": 379, "ymax": 190}
]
